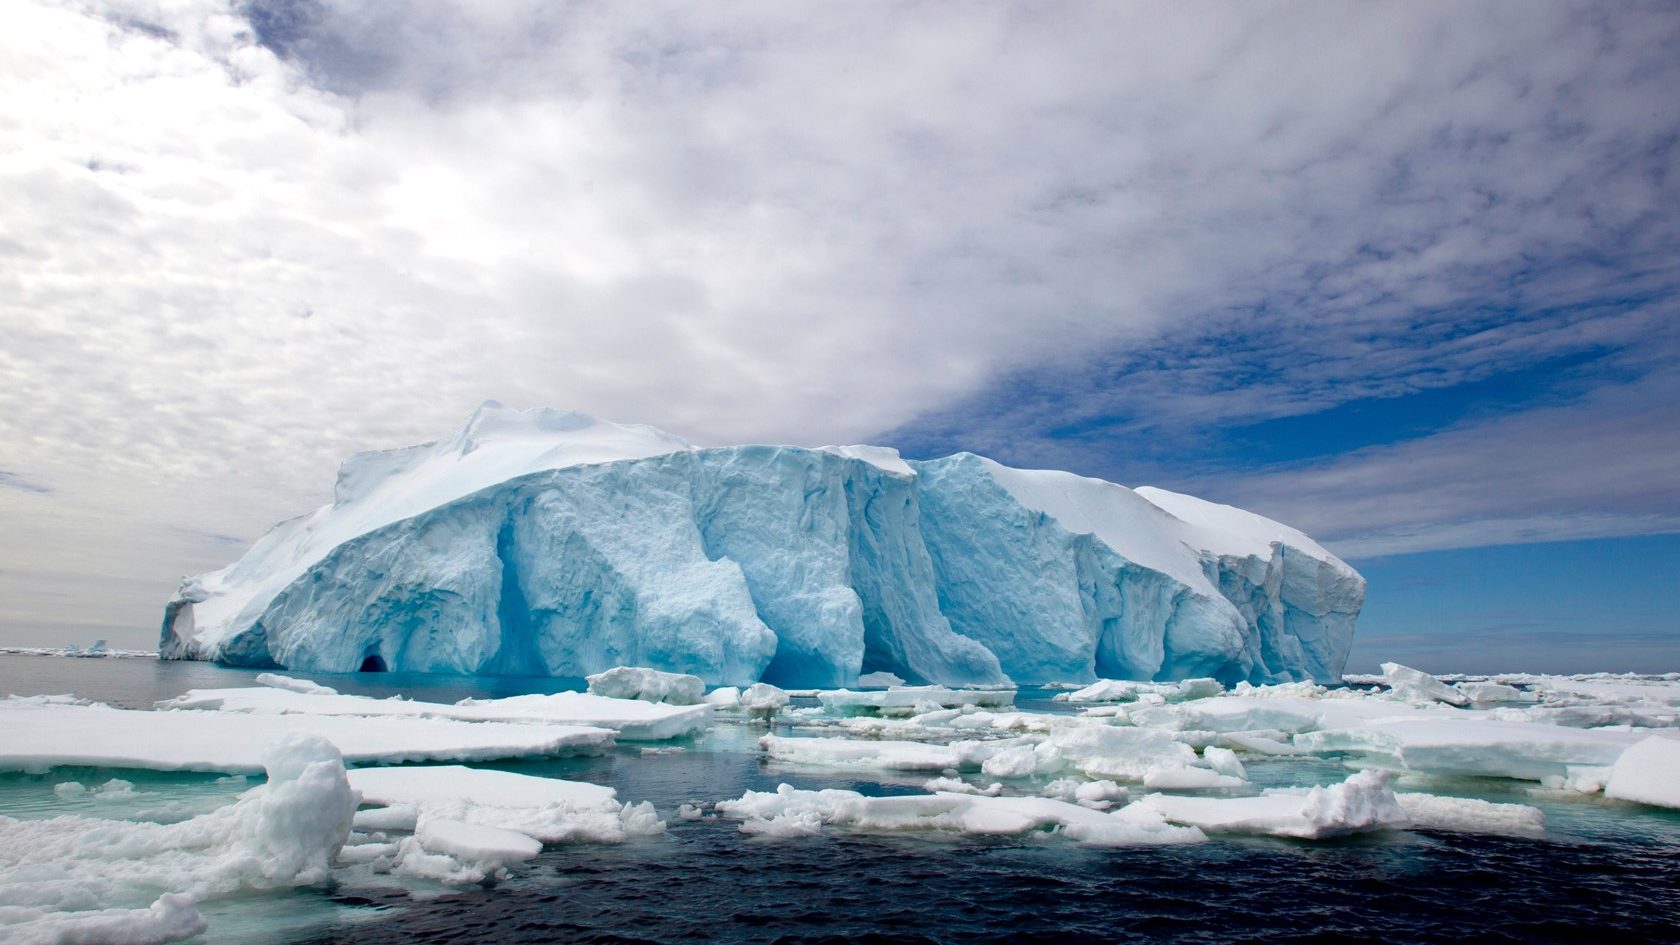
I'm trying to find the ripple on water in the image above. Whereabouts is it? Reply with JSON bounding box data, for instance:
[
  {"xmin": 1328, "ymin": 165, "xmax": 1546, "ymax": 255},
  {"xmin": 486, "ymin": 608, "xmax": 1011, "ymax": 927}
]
[{"xmin": 290, "ymin": 820, "xmax": 1680, "ymax": 945}]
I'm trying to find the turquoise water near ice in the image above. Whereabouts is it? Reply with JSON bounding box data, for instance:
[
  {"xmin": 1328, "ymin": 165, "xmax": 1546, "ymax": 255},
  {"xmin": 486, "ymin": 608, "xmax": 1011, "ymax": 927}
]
[{"xmin": 2, "ymin": 654, "xmax": 1677, "ymax": 944}]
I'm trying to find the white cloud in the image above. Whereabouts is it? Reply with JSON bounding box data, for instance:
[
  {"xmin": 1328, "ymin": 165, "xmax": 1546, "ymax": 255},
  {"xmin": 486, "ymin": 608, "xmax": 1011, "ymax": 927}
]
[{"xmin": 2, "ymin": 0, "xmax": 1677, "ymax": 644}]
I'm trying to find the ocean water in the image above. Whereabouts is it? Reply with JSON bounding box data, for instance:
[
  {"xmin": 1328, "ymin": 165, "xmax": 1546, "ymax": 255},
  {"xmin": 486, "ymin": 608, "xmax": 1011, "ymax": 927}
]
[{"xmin": 3, "ymin": 654, "xmax": 1678, "ymax": 944}]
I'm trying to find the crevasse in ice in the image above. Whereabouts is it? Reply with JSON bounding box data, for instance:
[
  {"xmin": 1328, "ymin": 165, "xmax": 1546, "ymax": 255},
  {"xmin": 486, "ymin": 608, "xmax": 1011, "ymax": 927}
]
[{"xmin": 161, "ymin": 403, "xmax": 1363, "ymax": 687}]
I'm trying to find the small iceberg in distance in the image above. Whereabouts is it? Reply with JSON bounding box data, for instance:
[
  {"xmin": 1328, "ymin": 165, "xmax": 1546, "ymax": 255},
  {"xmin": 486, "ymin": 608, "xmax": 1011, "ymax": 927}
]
[{"xmin": 161, "ymin": 402, "xmax": 1364, "ymax": 688}]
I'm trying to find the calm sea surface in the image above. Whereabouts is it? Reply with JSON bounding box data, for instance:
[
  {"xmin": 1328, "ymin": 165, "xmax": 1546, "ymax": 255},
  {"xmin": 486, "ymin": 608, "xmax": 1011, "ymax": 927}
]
[{"xmin": 3, "ymin": 654, "xmax": 1677, "ymax": 944}]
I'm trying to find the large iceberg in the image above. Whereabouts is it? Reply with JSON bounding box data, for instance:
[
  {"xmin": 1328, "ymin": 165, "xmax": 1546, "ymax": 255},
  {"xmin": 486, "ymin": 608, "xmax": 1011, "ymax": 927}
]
[{"xmin": 162, "ymin": 403, "xmax": 1363, "ymax": 687}]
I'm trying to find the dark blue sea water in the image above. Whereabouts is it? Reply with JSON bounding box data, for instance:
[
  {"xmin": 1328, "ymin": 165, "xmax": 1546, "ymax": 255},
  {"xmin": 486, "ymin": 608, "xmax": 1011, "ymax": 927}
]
[{"xmin": 4, "ymin": 654, "xmax": 1678, "ymax": 945}]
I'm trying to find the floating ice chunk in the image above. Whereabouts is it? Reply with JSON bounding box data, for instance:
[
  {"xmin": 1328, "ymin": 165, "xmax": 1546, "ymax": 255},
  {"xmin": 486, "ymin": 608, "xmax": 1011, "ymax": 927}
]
[
  {"xmin": 980, "ymin": 745, "xmax": 1045, "ymax": 778},
  {"xmin": 0, "ymin": 735, "xmax": 357, "ymax": 941},
  {"xmin": 1074, "ymin": 780, "xmax": 1128, "ymax": 807},
  {"xmin": 741, "ymin": 683, "xmax": 790, "ymax": 720},
  {"xmin": 1394, "ymin": 793, "xmax": 1544, "ymax": 835},
  {"xmin": 715, "ymin": 783, "xmax": 1203, "ymax": 846},
  {"xmin": 1047, "ymin": 724, "xmax": 1199, "ymax": 781},
  {"xmin": 349, "ymin": 764, "xmax": 617, "ymax": 810},
  {"xmin": 1202, "ymin": 746, "xmax": 1247, "ymax": 780},
  {"xmin": 857, "ymin": 671, "xmax": 907, "ymax": 688},
  {"xmin": 1057, "ymin": 680, "xmax": 1163, "ymax": 703},
  {"xmin": 759, "ymin": 733, "xmax": 995, "ymax": 771},
  {"xmin": 1604, "ymin": 735, "xmax": 1680, "ymax": 809},
  {"xmin": 1381, "ymin": 662, "xmax": 1470, "ymax": 706},
  {"xmin": 816, "ymin": 687, "xmax": 1015, "ymax": 716},
  {"xmin": 1134, "ymin": 771, "xmax": 1408, "ymax": 839},
  {"xmin": 1517, "ymin": 705, "xmax": 1678, "ymax": 729},
  {"xmin": 1140, "ymin": 766, "xmax": 1246, "ymax": 791},
  {"xmin": 703, "ymin": 687, "xmax": 742, "ymax": 707},
  {"xmin": 416, "ymin": 818, "xmax": 543, "ymax": 866},
  {"xmin": 1057, "ymin": 678, "xmax": 1220, "ymax": 704},
  {"xmin": 1454, "ymin": 682, "xmax": 1536, "ymax": 704},
  {"xmin": 0, "ymin": 698, "xmax": 613, "ymax": 773},
  {"xmin": 1127, "ymin": 694, "xmax": 1437, "ymax": 738},
  {"xmin": 763, "ymin": 721, "xmax": 1195, "ymax": 783},
  {"xmin": 586, "ymin": 666, "xmax": 705, "ymax": 705},
  {"xmin": 255, "ymin": 673, "xmax": 338, "ymax": 695},
  {"xmin": 354, "ymin": 804, "xmax": 419, "ymax": 832},
  {"xmin": 347, "ymin": 765, "xmax": 659, "ymax": 845},
  {"xmin": 1176, "ymin": 679, "xmax": 1226, "ymax": 701},
  {"xmin": 1525, "ymin": 675, "xmax": 1680, "ymax": 707},
  {"xmin": 165, "ymin": 686, "xmax": 709, "ymax": 740},
  {"xmin": 923, "ymin": 777, "xmax": 1003, "ymax": 796},
  {"xmin": 1295, "ymin": 717, "xmax": 1645, "ymax": 781},
  {"xmin": 2, "ymin": 693, "xmax": 92, "ymax": 707},
  {"xmin": 1214, "ymin": 732, "xmax": 1299, "ymax": 755},
  {"xmin": 3, "ymin": 893, "xmax": 207, "ymax": 945}
]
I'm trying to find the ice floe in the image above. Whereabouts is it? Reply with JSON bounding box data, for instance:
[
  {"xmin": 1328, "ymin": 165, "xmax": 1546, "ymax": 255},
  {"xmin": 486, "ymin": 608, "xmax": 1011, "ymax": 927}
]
[
  {"xmin": 1603, "ymin": 735, "xmax": 1680, "ymax": 809},
  {"xmin": 1295, "ymin": 717, "xmax": 1645, "ymax": 781},
  {"xmin": 1130, "ymin": 771, "xmax": 1407, "ymax": 839},
  {"xmin": 585, "ymin": 666, "xmax": 705, "ymax": 705},
  {"xmin": 161, "ymin": 683, "xmax": 710, "ymax": 740},
  {"xmin": 0, "ymin": 696, "xmax": 614, "ymax": 773},
  {"xmin": 816, "ymin": 686, "xmax": 1017, "ymax": 716},
  {"xmin": 344, "ymin": 765, "xmax": 663, "ymax": 884},
  {"xmin": 1381, "ymin": 662, "xmax": 1471, "ymax": 706},
  {"xmin": 714, "ymin": 784, "xmax": 1204, "ymax": 845}
]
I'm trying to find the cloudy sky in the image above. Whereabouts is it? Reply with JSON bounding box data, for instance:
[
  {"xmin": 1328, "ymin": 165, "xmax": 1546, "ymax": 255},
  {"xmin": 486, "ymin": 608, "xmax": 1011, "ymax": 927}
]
[{"xmin": 2, "ymin": 0, "xmax": 1676, "ymax": 671}]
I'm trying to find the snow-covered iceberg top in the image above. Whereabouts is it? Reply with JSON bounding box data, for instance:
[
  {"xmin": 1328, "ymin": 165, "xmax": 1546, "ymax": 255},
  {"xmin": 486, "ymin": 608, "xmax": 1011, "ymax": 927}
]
[{"xmin": 163, "ymin": 403, "xmax": 1364, "ymax": 688}]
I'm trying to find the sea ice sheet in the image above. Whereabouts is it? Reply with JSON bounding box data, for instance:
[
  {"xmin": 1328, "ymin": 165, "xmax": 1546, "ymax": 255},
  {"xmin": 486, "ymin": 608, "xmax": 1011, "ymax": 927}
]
[
  {"xmin": 163, "ymin": 683, "xmax": 710, "ymax": 740},
  {"xmin": 0, "ymin": 697, "xmax": 614, "ymax": 773}
]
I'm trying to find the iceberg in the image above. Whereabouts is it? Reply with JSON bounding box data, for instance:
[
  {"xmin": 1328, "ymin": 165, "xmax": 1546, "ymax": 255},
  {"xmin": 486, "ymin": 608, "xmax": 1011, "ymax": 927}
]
[{"xmin": 162, "ymin": 403, "xmax": 1364, "ymax": 687}]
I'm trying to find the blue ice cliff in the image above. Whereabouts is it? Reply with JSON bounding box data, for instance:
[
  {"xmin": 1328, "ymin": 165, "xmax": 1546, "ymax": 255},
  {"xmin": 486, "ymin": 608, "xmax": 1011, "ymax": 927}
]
[{"xmin": 161, "ymin": 403, "xmax": 1363, "ymax": 687}]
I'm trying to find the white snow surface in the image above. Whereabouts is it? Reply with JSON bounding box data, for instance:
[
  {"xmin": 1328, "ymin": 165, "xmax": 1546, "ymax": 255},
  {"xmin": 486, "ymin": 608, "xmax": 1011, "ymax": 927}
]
[
  {"xmin": 415, "ymin": 818, "xmax": 543, "ymax": 866},
  {"xmin": 0, "ymin": 697, "xmax": 613, "ymax": 773},
  {"xmin": 1604, "ymin": 735, "xmax": 1680, "ymax": 809},
  {"xmin": 816, "ymin": 686, "xmax": 1017, "ymax": 714},
  {"xmin": 170, "ymin": 403, "xmax": 695, "ymax": 660},
  {"xmin": 586, "ymin": 666, "xmax": 705, "ymax": 705},
  {"xmin": 343, "ymin": 764, "xmax": 663, "ymax": 885},
  {"xmin": 816, "ymin": 445, "xmax": 916, "ymax": 477},
  {"xmin": 715, "ymin": 783, "xmax": 1205, "ymax": 846},
  {"xmin": 1132, "ymin": 771, "xmax": 1408, "ymax": 839},
  {"xmin": 1131, "ymin": 486, "xmax": 1352, "ymax": 577},
  {"xmin": 349, "ymin": 765, "xmax": 618, "ymax": 810},
  {"xmin": 161, "ymin": 685, "xmax": 709, "ymax": 740},
  {"xmin": 1382, "ymin": 662, "xmax": 1471, "ymax": 706}
]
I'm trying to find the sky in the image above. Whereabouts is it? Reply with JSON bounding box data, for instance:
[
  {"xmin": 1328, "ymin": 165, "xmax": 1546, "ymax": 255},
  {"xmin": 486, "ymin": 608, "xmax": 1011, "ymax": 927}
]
[{"xmin": 1, "ymin": 0, "xmax": 1676, "ymax": 672}]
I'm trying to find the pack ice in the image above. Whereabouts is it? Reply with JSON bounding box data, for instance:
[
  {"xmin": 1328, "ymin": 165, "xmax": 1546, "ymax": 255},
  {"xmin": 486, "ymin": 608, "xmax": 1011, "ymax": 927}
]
[{"xmin": 162, "ymin": 403, "xmax": 1363, "ymax": 687}]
